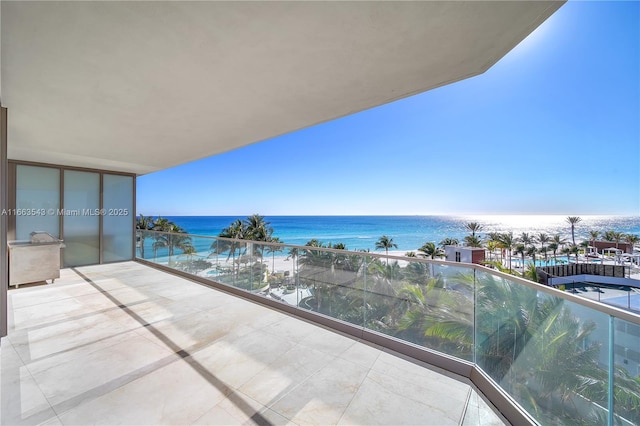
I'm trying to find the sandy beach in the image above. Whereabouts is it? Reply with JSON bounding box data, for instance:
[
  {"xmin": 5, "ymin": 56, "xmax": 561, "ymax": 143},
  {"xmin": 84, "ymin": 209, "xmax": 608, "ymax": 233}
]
[
  {"xmin": 192, "ymin": 248, "xmax": 421, "ymax": 280},
  {"xmin": 176, "ymin": 247, "xmax": 640, "ymax": 281}
]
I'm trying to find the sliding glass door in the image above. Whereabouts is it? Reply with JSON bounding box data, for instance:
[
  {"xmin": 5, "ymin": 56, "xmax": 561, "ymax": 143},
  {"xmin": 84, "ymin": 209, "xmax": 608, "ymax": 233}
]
[
  {"xmin": 103, "ymin": 174, "xmax": 133, "ymax": 262},
  {"xmin": 15, "ymin": 165, "xmax": 60, "ymax": 240},
  {"xmin": 63, "ymin": 170, "xmax": 100, "ymax": 266},
  {"xmin": 12, "ymin": 163, "xmax": 135, "ymax": 267}
]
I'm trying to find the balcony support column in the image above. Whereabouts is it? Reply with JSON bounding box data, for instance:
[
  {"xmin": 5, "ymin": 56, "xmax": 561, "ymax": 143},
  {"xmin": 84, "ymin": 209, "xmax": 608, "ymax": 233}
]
[
  {"xmin": 1, "ymin": 107, "xmax": 8, "ymax": 338},
  {"xmin": 608, "ymin": 316, "xmax": 614, "ymax": 426}
]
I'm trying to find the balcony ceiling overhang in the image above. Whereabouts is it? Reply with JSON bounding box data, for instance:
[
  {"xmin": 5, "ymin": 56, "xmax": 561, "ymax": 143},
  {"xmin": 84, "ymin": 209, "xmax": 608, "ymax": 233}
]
[{"xmin": 1, "ymin": 1, "xmax": 564, "ymax": 175}]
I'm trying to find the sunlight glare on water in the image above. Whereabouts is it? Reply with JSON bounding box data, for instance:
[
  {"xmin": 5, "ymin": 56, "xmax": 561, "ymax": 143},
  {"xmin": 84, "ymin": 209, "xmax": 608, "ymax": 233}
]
[{"xmin": 456, "ymin": 215, "xmax": 612, "ymax": 238}]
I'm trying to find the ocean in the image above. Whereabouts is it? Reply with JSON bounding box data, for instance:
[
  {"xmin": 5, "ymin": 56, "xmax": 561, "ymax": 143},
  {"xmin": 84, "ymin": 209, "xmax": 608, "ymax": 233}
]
[{"xmin": 162, "ymin": 215, "xmax": 640, "ymax": 252}]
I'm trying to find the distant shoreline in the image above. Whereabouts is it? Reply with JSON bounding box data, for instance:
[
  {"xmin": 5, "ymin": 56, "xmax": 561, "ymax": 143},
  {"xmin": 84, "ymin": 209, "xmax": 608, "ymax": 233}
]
[{"xmin": 156, "ymin": 215, "xmax": 640, "ymax": 253}]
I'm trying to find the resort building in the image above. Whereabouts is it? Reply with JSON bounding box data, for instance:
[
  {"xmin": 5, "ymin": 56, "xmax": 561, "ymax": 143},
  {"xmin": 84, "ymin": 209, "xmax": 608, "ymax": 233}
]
[
  {"xmin": 590, "ymin": 241, "xmax": 634, "ymax": 255},
  {"xmin": 2, "ymin": 2, "xmax": 638, "ymax": 425},
  {"xmin": 445, "ymin": 246, "xmax": 486, "ymax": 265}
]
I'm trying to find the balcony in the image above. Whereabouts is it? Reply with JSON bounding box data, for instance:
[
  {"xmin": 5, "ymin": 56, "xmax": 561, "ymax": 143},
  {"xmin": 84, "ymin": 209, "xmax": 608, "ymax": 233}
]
[
  {"xmin": 135, "ymin": 231, "xmax": 640, "ymax": 426},
  {"xmin": 1, "ymin": 261, "xmax": 503, "ymax": 425}
]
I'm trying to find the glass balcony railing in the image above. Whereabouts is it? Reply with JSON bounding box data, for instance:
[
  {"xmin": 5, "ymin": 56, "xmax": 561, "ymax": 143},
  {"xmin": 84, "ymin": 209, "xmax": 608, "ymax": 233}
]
[{"xmin": 136, "ymin": 230, "xmax": 640, "ymax": 426}]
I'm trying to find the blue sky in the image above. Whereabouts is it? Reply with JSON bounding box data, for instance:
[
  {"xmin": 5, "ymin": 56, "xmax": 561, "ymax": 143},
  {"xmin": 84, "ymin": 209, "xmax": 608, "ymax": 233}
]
[{"xmin": 137, "ymin": 1, "xmax": 640, "ymax": 217}]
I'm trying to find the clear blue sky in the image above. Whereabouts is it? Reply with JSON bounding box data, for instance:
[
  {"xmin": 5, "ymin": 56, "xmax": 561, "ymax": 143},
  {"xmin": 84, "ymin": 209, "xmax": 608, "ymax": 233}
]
[{"xmin": 137, "ymin": 1, "xmax": 640, "ymax": 217}]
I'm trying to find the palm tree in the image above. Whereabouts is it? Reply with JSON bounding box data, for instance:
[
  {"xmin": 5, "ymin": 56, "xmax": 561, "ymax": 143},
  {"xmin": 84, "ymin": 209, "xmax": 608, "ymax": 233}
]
[
  {"xmin": 147, "ymin": 217, "xmax": 188, "ymax": 262},
  {"xmin": 536, "ymin": 233, "xmax": 550, "ymax": 248},
  {"xmin": 165, "ymin": 223, "xmax": 191, "ymax": 257},
  {"xmin": 135, "ymin": 214, "xmax": 154, "ymax": 259},
  {"xmin": 375, "ymin": 235, "xmax": 397, "ymax": 265},
  {"xmin": 150, "ymin": 217, "xmax": 171, "ymax": 260},
  {"xmin": 152, "ymin": 216, "xmax": 171, "ymax": 232},
  {"xmin": 486, "ymin": 240, "xmax": 498, "ymax": 262},
  {"xmin": 298, "ymin": 239, "xmax": 347, "ymax": 313},
  {"xmin": 536, "ymin": 233, "xmax": 550, "ymax": 264},
  {"xmin": 551, "ymin": 234, "xmax": 568, "ymax": 264},
  {"xmin": 244, "ymin": 214, "xmax": 273, "ymax": 242},
  {"xmin": 418, "ymin": 242, "xmax": 444, "ymax": 259},
  {"xmin": 538, "ymin": 245, "xmax": 550, "ymax": 265},
  {"xmin": 266, "ymin": 237, "xmax": 284, "ymax": 273},
  {"xmin": 472, "ymin": 274, "xmax": 626, "ymax": 423},
  {"xmin": 214, "ymin": 219, "xmax": 246, "ymax": 275},
  {"xmin": 179, "ymin": 245, "xmax": 198, "ymax": 266},
  {"xmin": 286, "ymin": 247, "xmax": 300, "ymax": 287},
  {"xmin": 566, "ymin": 216, "xmax": 582, "ymax": 246},
  {"xmin": 497, "ymin": 232, "xmax": 515, "ymax": 272},
  {"xmin": 150, "ymin": 222, "xmax": 190, "ymax": 260},
  {"xmin": 603, "ymin": 230, "xmax": 616, "ymax": 242},
  {"xmin": 514, "ymin": 243, "xmax": 526, "ymax": 274},
  {"xmin": 525, "ymin": 245, "xmax": 537, "ymax": 266},
  {"xmin": 465, "ymin": 222, "xmax": 483, "ymax": 238},
  {"xmin": 438, "ymin": 237, "xmax": 459, "ymax": 248},
  {"xmin": 152, "ymin": 238, "xmax": 166, "ymax": 262},
  {"xmin": 519, "ymin": 232, "xmax": 534, "ymax": 248},
  {"xmin": 463, "ymin": 235, "xmax": 483, "ymax": 248},
  {"xmin": 244, "ymin": 214, "xmax": 273, "ymax": 269},
  {"xmin": 588, "ymin": 230, "xmax": 600, "ymax": 247},
  {"xmin": 486, "ymin": 232, "xmax": 501, "ymax": 263},
  {"xmin": 286, "ymin": 247, "xmax": 299, "ymax": 261},
  {"xmin": 548, "ymin": 242, "xmax": 559, "ymax": 263},
  {"xmin": 610, "ymin": 231, "xmax": 625, "ymax": 249},
  {"xmin": 523, "ymin": 263, "xmax": 538, "ymax": 282},
  {"xmin": 569, "ymin": 244, "xmax": 580, "ymax": 264},
  {"xmin": 396, "ymin": 276, "xmax": 473, "ymax": 359},
  {"xmin": 625, "ymin": 234, "xmax": 639, "ymax": 250},
  {"xmin": 579, "ymin": 240, "xmax": 592, "ymax": 262},
  {"xmin": 552, "ymin": 234, "xmax": 567, "ymax": 248}
]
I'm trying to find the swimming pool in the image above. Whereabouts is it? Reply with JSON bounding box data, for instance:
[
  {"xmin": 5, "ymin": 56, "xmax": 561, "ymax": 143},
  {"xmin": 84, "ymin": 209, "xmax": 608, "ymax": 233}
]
[
  {"xmin": 605, "ymin": 294, "xmax": 640, "ymax": 312},
  {"xmin": 562, "ymin": 281, "xmax": 640, "ymax": 313},
  {"xmin": 510, "ymin": 255, "xmax": 598, "ymax": 268}
]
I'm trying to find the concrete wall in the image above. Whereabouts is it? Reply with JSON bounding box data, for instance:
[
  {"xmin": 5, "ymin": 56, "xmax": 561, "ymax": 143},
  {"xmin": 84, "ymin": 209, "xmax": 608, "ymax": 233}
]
[{"xmin": 1, "ymin": 107, "xmax": 7, "ymax": 337}]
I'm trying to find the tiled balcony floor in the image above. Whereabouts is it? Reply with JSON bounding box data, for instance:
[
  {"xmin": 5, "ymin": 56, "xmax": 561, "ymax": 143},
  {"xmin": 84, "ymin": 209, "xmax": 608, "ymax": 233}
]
[{"xmin": 1, "ymin": 261, "xmax": 507, "ymax": 425}]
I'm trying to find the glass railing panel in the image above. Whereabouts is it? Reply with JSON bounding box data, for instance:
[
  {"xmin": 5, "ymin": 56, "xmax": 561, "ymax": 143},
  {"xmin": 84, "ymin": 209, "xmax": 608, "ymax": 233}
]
[
  {"xmin": 248, "ymin": 242, "xmax": 270, "ymax": 293},
  {"xmin": 362, "ymin": 256, "xmax": 408, "ymax": 336},
  {"xmin": 136, "ymin": 230, "xmax": 154, "ymax": 261},
  {"xmin": 362, "ymin": 258, "xmax": 474, "ymax": 361},
  {"xmin": 613, "ymin": 318, "xmax": 640, "ymax": 425},
  {"xmin": 264, "ymin": 245, "xmax": 302, "ymax": 306},
  {"xmin": 432, "ymin": 263, "xmax": 474, "ymax": 361},
  {"xmin": 208, "ymin": 237, "xmax": 235, "ymax": 287},
  {"xmin": 169, "ymin": 235, "xmax": 215, "ymax": 276},
  {"xmin": 296, "ymin": 247, "xmax": 364, "ymax": 327},
  {"xmin": 210, "ymin": 239, "xmax": 251, "ymax": 291},
  {"xmin": 602, "ymin": 287, "xmax": 636, "ymax": 313},
  {"xmin": 133, "ymin": 232, "xmax": 640, "ymax": 426},
  {"xmin": 137, "ymin": 230, "xmax": 172, "ymax": 263},
  {"xmin": 476, "ymin": 270, "xmax": 612, "ymax": 425}
]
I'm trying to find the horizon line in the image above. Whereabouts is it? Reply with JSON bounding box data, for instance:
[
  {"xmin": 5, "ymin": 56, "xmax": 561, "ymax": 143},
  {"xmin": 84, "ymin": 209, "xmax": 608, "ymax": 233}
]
[{"xmin": 138, "ymin": 213, "xmax": 640, "ymax": 218}]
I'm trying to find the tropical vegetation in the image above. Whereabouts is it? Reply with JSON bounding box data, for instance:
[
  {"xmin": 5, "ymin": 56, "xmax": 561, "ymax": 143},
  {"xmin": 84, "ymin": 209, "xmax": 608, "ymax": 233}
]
[
  {"xmin": 375, "ymin": 235, "xmax": 397, "ymax": 264},
  {"xmin": 136, "ymin": 214, "xmax": 213, "ymax": 274},
  {"xmin": 275, "ymin": 246, "xmax": 639, "ymax": 425},
  {"xmin": 136, "ymin": 214, "xmax": 193, "ymax": 259}
]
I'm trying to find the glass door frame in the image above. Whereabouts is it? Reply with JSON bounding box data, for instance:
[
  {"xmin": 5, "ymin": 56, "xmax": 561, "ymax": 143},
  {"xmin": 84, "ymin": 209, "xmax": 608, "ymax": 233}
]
[{"xmin": 7, "ymin": 160, "xmax": 136, "ymax": 266}]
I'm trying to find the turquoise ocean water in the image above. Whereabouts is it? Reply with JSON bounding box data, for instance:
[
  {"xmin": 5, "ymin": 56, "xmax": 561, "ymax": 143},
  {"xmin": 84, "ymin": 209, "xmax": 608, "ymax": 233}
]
[{"xmin": 163, "ymin": 215, "xmax": 640, "ymax": 252}]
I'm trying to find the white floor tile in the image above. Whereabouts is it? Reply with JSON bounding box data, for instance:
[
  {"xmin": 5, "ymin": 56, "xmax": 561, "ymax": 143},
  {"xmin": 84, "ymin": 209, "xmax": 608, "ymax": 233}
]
[{"xmin": 2, "ymin": 262, "xmax": 505, "ymax": 426}]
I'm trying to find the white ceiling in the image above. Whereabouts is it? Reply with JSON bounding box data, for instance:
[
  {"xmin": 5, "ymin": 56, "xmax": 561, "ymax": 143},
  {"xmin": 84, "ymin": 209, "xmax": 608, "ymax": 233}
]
[{"xmin": 1, "ymin": 1, "xmax": 564, "ymax": 175}]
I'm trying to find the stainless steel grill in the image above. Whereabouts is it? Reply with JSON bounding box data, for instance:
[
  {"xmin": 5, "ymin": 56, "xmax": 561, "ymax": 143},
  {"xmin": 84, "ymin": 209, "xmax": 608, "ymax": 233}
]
[{"xmin": 8, "ymin": 232, "xmax": 65, "ymax": 288}]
